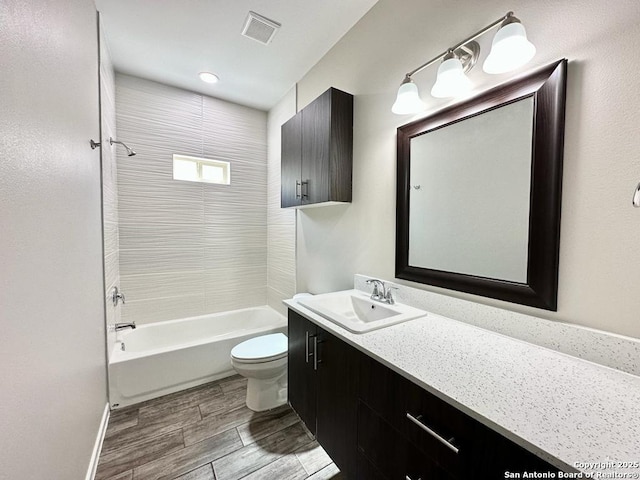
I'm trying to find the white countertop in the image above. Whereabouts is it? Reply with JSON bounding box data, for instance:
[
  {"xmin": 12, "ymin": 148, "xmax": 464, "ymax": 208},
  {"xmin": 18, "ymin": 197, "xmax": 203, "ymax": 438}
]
[{"xmin": 284, "ymin": 297, "xmax": 640, "ymax": 476}]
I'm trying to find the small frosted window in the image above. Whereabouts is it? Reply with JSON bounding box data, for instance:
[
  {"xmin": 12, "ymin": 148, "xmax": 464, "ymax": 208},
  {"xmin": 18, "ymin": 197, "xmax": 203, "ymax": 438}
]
[
  {"xmin": 201, "ymin": 163, "xmax": 226, "ymax": 183},
  {"xmin": 173, "ymin": 158, "xmax": 199, "ymax": 182},
  {"xmin": 172, "ymin": 155, "xmax": 230, "ymax": 185}
]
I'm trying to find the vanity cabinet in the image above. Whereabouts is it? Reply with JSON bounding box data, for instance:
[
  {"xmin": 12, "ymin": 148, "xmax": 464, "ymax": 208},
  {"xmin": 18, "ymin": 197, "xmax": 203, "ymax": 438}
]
[
  {"xmin": 287, "ymin": 310, "xmax": 358, "ymax": 477},
  {"xmin": 280, "ymin": 87, "xmax": 353, "ymax": 208},
  {"xmin": 288, "ymin": 308, "xmax": 560, "ymax": 479}
]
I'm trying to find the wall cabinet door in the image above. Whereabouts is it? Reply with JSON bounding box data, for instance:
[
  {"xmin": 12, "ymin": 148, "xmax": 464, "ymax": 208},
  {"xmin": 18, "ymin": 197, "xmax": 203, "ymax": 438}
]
[
  {"xmin": 280, "ymin": 87, "xmax": 353, "ymax": 208},
  {"xmin": 281, "ymin": 112, "xmax": 303, "ymax": 208},
  {"xmin": 287, "ymin": 310, "xmax": 317, "ymax": 434}
]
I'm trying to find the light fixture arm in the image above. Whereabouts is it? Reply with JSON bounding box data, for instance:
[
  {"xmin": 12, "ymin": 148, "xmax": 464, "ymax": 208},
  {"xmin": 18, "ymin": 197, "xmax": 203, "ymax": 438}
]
[{"xmin": 404, "ymin": 12, "xmax": 514, "ymax": 80}]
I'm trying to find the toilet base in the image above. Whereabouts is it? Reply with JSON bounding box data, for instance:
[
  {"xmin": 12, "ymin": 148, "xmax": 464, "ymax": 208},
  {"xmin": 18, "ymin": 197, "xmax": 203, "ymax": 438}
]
[{"xmin": 246, "ymin": 372, "xmax": 288, "ymax": 412}]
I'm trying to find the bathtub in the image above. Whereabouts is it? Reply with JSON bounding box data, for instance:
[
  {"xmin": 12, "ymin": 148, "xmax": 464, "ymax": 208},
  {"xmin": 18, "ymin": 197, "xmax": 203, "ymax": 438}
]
[{"xmin": 108, "ymin": 306, "xmax": 287, "ymax": 409}]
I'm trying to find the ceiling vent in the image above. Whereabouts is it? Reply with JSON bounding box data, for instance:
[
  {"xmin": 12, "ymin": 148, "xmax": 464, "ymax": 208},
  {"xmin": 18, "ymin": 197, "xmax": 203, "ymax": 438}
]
[{"xmin": 241, "ymin": 11, "xmax": 281, "ymax": 45}]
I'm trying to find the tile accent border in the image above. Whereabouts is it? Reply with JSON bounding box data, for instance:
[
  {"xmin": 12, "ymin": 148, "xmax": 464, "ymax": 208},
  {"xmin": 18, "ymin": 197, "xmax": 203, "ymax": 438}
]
[{"xmin": 354, "ymin": 274, "xmax": 640, "ymax": 376}]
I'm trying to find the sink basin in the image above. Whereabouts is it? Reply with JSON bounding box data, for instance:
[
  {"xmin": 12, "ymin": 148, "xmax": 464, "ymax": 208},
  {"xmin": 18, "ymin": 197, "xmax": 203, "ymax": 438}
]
[{"xmin": 297, "ymin": 289, "xmax": 426, "ymax": 333}]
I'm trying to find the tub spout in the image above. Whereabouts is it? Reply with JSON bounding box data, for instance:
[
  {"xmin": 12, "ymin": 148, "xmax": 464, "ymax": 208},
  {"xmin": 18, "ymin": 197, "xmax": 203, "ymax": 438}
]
[{"xmin": 115, "ymin": 322, "xmax": 136, "ymax": 331}]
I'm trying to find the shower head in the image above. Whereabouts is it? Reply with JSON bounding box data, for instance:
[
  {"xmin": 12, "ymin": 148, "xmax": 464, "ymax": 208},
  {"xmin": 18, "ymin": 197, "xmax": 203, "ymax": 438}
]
[{"xmin": 109, "ymin": 137, "xmax": 136, "ymax": 156}]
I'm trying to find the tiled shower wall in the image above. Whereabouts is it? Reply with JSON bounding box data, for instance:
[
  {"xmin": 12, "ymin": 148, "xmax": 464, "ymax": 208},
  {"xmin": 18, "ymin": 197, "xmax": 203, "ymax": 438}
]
[
  {"xmin": 100, "ymin": 22, "xmax": 120, "ymax": 356},
  {"xmin": 266, "ymin": 88, "xmax": 297, "ymax": 315},
  {"xmin": 115, "ymin": 75, "xmax": 268, "ymax": 324}
]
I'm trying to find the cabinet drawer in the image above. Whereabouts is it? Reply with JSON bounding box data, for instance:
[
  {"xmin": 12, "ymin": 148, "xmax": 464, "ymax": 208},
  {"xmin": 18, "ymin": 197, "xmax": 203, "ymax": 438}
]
[
  {"xmin": 357, "ymin": 450, "xmax": 389, "ymax": 480},
  {"xmin": 357, "ymin": 400, "xmax": 407, "ymax": 479},
  {"xmin": 404, "ymin": 381, "xmax": 472, "ymax": 477},
  {"xmin": 359, "ymin": 354, "xmax": 471, "ymax": 477}
]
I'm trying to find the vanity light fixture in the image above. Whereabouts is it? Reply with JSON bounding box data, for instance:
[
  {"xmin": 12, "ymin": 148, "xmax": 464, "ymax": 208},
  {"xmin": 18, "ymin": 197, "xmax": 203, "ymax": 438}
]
[
  {"xmin": 199, "ymin": 72, "xmax": 220, "ymax": 84},
  {"xmin": 392, "ymin": 12, "xmax": 536, "ymax": 114}
]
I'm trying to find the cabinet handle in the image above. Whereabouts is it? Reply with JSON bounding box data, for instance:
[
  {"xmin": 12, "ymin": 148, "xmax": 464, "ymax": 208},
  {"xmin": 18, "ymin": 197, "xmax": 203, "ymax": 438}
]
[
  {"xmin": 296, "ymin": 181, "xmax": 302, "ymax": 199},
  {"xmin": 313, "ymin": 335, "xmax": 321, "ymax": 371},
  {"xmin": 406, "ymin": 413, "xmax": 459, "ymax": 455},
  {"xmin": 305, "ymin": 331, "xmax": 316, "ymax": 363},
  {"xmin": 301, "ymin": 180, "xmax": 309, "ymax": 199}
]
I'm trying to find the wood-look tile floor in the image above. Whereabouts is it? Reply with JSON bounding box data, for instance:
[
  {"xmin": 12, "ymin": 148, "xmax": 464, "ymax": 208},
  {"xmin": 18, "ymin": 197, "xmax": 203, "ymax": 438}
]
[{"xmin": 96, "ymin": 376, "xmax": 345, "ymax": 480}]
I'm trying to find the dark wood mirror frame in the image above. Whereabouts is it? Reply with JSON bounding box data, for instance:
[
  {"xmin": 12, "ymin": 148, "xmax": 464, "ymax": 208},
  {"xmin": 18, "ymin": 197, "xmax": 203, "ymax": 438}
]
[{"xmin": 396, "ymin": 59, "xmax": 567, "ymax": 310}]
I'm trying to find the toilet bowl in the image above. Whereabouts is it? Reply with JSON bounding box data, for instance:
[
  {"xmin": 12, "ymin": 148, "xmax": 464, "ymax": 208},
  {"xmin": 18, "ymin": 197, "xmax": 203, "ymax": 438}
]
[{"xmin": 230, "ymin": 333, "xmax": 288, "ymax": 412}]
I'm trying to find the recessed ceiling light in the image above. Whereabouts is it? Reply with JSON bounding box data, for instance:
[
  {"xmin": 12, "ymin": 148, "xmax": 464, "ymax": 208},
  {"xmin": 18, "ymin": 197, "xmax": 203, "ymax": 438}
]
[{"xmin": 199, "ymin": 72, "xmax": 220, "ymax": 84}]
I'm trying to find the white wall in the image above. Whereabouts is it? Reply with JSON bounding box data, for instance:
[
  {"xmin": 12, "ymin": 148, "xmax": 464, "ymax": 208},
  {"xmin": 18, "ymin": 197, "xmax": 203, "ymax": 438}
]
[
  {"xmin": 294, "ymin": 0, "xmax": 640, "ymax": 339},
  {"xmin": 267, "ymin": 88, "xmax": 297, "ymax": 314},
  {"xmin": 0, "ymin": 0, "xmax": 108, "ymax": 478},
  {"xmin": 115, "ymin": 75, "xmax": 269, "ymax": 324}
]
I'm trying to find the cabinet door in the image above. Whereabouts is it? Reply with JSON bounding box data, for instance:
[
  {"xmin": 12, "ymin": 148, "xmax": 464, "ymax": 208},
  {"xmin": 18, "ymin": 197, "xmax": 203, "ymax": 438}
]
[
  {"xmin": 281, "ymin": 112, "xmax": 302, "ymax": 208},
  {"xmin": 316, "ymin": 327, "xmax": 358, "ymax": 478},
  {"xmin": 287, "ymin": 310, "xmax": 317, "ymax": 434},
  {"xmin": 301, "ymin": 89, "xmax": 331, "ymax": 205}
]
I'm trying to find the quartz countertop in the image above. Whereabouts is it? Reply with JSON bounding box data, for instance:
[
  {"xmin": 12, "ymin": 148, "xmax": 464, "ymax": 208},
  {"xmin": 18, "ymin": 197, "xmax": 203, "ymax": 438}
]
[{"xmin": 284, "ymin": 297, "xmax": 640, "ymax": 476}]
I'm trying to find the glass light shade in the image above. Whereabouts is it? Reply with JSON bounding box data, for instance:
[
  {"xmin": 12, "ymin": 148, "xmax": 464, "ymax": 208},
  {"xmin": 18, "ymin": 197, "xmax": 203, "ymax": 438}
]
[
  {"xmin": 392, "ymin": 79, "xmax": 426, "ymax": 115},
  {"xmin": 483, "ymin": 22, "xmax": 536, "ymax": 74},
  {"xmin": 430, "ymin": 57, "xmax": 472, "ymax": 98}
]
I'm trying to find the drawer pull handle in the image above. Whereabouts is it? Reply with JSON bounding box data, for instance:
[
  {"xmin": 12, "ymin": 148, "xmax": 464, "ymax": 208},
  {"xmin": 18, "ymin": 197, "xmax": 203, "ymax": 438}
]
[{"xmin": 406, "ymin": 412, "xmax": 459, "ymax": 455}]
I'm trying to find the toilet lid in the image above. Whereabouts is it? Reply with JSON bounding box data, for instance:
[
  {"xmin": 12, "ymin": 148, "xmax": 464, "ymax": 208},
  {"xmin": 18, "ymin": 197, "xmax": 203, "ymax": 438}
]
[{"xmin": 231, "ymin": 333, "xmax": 288, "ymax": 363}]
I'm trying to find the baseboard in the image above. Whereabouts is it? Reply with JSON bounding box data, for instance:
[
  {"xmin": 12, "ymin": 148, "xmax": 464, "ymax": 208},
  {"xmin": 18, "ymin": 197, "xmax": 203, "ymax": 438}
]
[{"xmin": 85, "ymin": 402, "xmax": 110, "ymax": 480}]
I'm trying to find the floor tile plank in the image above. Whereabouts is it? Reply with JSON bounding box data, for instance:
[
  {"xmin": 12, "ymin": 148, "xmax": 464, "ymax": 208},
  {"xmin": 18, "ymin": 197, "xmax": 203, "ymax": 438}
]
[
  {"xmin": 138, "ymin": 383, "xmax": 223, "ymax": 424},
  {"xmin": 236, "ymin": 405, "xmax": 299, "ymax": 446},
  {"xmin": 96, "ymin": 430, "xmax": 184, "ymax": 480},
  {"xmin": 295, "ymin": 441, "xmax": 333, "ymax": 476},
  {"xmin": 239, "ymin": 455, "xmax": 308, "ymax": 480},
  {"xmin": 107, "ymin": 408, "xmax": 140, "ymax": 434},
  {"xmin": 132, "ymin": 428, "xmax": 242, "ymax": 480},
  {"xmin": 218, "ymin": 376, "xmax": 247, "ymax": 396},
  {"xmin": 212, "ymin": 423, "xmax": 313, "ymax": 480},
  {"xmin": 103, "ymin": 406, "xmax": 201, "ymax": 454},
  {"xmin": 172, "ymin": 463, "xmax": 215, "ymax": 480},
  {"xmin": 198, "ymin": 388, "xmax": 246, "ymax": 418},
  {"xmin": 102, "ymin": 470, "xmax": 133, "ymax": 480},
  {"xmin": 183, "ymin": 405, "xmax": 259, "ymax": 446},
  {"xmin": 306, "ymin": 463, "xmax": 344, "ymax": 480}
]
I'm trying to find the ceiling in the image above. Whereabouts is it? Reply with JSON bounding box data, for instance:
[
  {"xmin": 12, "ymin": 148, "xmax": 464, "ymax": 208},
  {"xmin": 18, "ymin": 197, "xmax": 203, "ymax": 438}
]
[{"xmin": 95, "ymin": 0, "xmax": 379, "ymax": 111}]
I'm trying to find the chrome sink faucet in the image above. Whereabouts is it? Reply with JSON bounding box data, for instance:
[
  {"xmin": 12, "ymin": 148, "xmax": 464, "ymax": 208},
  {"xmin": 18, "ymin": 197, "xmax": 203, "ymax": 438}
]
[{"xmin": 365, "ymin": 279, "xmax": 396, "ymax": 305}]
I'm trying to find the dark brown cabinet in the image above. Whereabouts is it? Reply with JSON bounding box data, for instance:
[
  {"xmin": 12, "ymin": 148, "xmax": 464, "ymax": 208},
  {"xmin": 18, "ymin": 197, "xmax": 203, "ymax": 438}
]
[
  {"xmin": 288, "ymin": 308, "xmax": 561, "ymax": 480},
  {"xmin": 287, "ymin": 309, "xmax": 317, "ymax": 435},
  {"xmin": 281, "ymin": 87, "xmax": 353, "ymax": 208},
  {"xmin": 287, "ymin": 310, "xmax": 358, "ymax": 477}
]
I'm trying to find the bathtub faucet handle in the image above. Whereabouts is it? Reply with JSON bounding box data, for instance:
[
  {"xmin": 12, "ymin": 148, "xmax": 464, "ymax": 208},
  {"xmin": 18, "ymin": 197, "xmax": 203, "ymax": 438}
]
[{"xmin": 112, "ymin": 286, "xmax": 126, "ymax": 307}]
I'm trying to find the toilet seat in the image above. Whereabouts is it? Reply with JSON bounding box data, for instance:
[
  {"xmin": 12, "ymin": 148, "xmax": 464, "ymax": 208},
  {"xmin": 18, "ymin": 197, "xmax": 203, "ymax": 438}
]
[{"xmin": 231, "ymin": 333, "xmax": 288, "ymax": 364}]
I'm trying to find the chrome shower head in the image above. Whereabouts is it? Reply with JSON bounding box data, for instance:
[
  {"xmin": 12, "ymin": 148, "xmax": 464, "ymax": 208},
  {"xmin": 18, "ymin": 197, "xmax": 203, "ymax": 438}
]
[{"xmin": 109, "ymin": 137, "xmax": 136, "ymax": 156}]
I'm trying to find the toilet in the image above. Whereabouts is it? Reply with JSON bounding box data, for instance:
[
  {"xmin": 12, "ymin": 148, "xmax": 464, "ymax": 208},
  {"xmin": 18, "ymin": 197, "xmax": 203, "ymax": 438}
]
[{"xmin": 230, "ymin": 333, "xmax": 288, "ymax": 412}]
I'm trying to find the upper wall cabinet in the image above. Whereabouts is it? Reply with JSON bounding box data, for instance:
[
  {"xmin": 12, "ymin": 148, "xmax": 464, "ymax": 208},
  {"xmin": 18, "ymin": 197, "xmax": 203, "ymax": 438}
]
[{"xmin": 281, "ymin": 87, "xmax": 354, "ymax": 208}]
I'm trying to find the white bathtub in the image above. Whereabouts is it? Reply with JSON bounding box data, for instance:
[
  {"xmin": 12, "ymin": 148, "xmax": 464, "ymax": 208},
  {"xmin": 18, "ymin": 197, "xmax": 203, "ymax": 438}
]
[{"xmin": 108, "ymin": 306, "xmax": 287, "ymax": 409}]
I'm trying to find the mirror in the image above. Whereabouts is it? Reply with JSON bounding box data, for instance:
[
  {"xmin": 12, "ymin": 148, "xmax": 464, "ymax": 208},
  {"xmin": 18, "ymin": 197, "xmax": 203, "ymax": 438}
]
[{"xmin": 396, "ymin": 60, "xmax": 567, "ymax": 310}]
